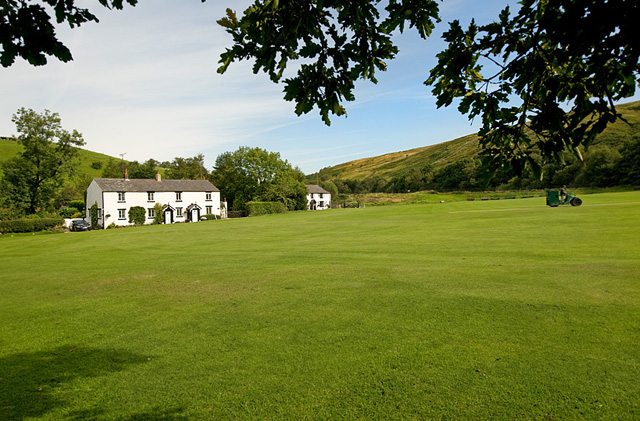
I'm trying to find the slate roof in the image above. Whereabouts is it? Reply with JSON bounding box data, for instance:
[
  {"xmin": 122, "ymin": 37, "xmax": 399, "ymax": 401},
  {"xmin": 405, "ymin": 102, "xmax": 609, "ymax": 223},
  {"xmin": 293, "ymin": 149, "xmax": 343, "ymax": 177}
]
[
  {"xmin": 93, "ymin": 178, "xmax": 219, "ymax": 192},
  {"xmin": 306, "ymin": 184, "xmax": 330, "ymax": 194}
]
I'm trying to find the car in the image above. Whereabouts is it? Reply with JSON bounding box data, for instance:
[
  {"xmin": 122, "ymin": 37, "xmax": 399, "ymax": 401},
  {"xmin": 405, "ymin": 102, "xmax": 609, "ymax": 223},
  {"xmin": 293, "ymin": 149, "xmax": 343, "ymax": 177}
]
[{"xmin": 70, "ymin": 220, "xmax": 91, "ymax": 232}]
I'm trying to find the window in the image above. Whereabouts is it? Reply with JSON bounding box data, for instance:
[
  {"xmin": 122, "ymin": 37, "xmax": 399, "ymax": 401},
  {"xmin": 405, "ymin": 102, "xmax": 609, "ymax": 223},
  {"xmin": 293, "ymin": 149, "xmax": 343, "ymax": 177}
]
[
  {"xmin": 148, "ymin": 192, "xmax": 154, "ymax": 201},
  {"xmin": 148, "ymin": 208, "xmax": 155, "ymax": 219},
  {"xmin": 206, "ymin": 192, "xmax": 212, "ymax": 201},
  {"xmin": 309, "ymin": 193, "xmax": 313, "ymax": 198},
  {"xmin": 320, "ymin": 193, "xmax": 323, "ymax": 198},
  {"xmin": 176, "ymin": 207, "xmax": 183, "ymax": 217},
  {"xmin": 118, "ymin": 209, "xmax": 126, "ymax": 220},
  {"xmin": 319, "ymin": 201, "xmax": 325, "ymax": 207},
  {"xmin": 117, "ymin": 192, "xmax": 125, "ymax": 202},
  {"xmin": 206, "ymin": 206, "xmax": 212, "ymax": 214},
  {"xmin": 176, "ymin": 192, "xmax": 182, "ymax": 201}
]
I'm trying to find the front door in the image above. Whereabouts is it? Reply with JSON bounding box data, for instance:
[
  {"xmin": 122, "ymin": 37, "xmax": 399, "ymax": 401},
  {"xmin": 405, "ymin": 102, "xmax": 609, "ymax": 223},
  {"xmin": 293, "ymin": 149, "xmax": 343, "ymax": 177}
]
[{"xmin": 164, "ymin": 209, "xmax": 174, "ymax": 224}]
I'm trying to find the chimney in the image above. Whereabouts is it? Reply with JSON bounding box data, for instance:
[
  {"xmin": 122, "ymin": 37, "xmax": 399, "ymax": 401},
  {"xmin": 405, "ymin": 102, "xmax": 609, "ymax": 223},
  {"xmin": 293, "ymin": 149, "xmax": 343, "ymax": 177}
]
[
  {"xmin": 156, "ymin": 171, "xmax": 162, "ymax": 182},
  {"xmin": 124, "ymin": 168, "xmax": 129, "ymax": 180},
  {"xmin": 202, "ymin": 175, "xmax": 205, "ymax": 180}
]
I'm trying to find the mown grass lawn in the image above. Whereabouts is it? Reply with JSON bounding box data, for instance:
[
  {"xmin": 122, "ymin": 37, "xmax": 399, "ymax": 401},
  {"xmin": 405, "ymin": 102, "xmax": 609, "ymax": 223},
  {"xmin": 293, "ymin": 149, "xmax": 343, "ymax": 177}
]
[{"xmin": 1, "ymin": 192, "xmax": 639, "ymax": 420}]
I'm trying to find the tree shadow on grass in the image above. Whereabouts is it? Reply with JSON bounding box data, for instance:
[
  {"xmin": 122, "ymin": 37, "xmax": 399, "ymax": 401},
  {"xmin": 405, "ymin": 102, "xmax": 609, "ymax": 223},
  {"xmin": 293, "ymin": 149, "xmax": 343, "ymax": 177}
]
[
  {"xmin": 66, "ymin": 406, "xmax": 189, "ymax": 420},
  {"xmin": 0, "ymin": 345, "xmax": 169, "ymax": 420}
]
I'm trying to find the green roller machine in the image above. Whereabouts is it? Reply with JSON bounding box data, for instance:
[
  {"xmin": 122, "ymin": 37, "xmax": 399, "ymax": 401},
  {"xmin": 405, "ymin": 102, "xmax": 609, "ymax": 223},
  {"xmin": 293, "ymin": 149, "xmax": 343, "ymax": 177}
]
[{"xmin": 546, "ymin": 189, "xmax": 582, "ymax": 207}]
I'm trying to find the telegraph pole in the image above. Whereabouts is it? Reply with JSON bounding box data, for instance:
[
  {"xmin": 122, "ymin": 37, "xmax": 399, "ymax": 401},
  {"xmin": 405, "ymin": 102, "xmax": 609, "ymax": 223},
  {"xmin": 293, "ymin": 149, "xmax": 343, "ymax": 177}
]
[{"xmin": 119, "ymin": 153, "xmax": 126, "ymax": 177}]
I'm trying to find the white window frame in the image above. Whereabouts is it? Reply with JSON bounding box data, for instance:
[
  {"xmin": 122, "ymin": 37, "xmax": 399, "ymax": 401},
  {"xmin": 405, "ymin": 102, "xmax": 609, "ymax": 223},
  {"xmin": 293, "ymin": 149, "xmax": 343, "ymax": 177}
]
[
  {"xmin": 176, "ymin": 192, "xmax": 182, "ymax": 202},
  {"xmin": 117, "ymin": 192, "xmax": 125, "ymax": 202},
  {"xmin": 148, "ymin": 208, "xmax": 155, "ymax": 219},
  {"xmin": 206, "ymin": 192, "xmax": 212, "ymax": 201},
  {"xmin": 118, "ymin": 209, "xmax": 126, "ymax": 220},
  {"xmin": 148, "ymin": 192, "xmax": 154, "ymax": 202},
  {"xmin": 176, "ymin": 207, "xmax": 183, "ymax": 217}
]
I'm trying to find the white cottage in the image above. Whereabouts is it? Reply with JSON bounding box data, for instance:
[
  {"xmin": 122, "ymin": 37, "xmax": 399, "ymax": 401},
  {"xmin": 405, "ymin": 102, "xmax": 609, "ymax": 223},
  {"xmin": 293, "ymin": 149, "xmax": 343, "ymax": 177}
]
[
  {"xmin": 306, "ymin": 185, "xmax": 331, "ymax": 210},
  {"xmin": 86, "ymin": 172, "xmax": 221, "ymax": 228}
]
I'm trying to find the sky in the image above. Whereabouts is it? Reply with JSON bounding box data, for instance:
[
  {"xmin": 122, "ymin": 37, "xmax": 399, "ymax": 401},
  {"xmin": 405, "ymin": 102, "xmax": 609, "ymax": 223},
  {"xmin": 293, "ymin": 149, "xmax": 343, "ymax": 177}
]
[{"xmin": 1, "ymin": 0, "xmax": 638, "ymax": 175}]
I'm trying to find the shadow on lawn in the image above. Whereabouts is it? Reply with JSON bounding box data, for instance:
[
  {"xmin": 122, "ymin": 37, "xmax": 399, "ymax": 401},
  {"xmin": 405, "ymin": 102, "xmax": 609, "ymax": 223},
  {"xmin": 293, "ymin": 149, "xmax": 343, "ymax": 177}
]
[{"xmin": 0, "ymin": 345, "xmax": 179, "ymax": 420}]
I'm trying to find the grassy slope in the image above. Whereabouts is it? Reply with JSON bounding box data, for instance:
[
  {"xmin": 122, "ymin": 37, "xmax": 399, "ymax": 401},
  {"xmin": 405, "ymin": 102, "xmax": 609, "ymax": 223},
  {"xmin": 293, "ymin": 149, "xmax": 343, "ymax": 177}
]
[
  {"xmin": 0, "ymin": 137, "xmax": 120, "ymax": 181},
  {"xmin": 322, "ymin": 100, "xmax": 640, "ymax": 181},
  {"xmin": 1, "ymin": 191, "xmax": 639, "ymax": 419}
]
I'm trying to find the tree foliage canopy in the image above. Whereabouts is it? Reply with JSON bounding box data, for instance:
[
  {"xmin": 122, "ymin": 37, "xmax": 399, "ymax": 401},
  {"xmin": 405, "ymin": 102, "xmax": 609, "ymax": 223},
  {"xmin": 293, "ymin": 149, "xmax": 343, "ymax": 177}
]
[
  {"xmin": 211, "ymin": 146, "xmax": 307, "ymax": 211},
  {"xmin": 218, "ymin": 0, "xmax": 639, "ymax": 175},
  {"xmin": 165, "ymin": 154, "xmax": 209, "ymax": 180},
  {"xmin": 217, "ymin": 0, "xmax": 439, "ymax": 125},
  {"xmin": 0, "ymin": 0, "xmax": 142, "ymax": 67},
  {"xmin": 2, "ymin": 1, "xmax": 638, "ymax": 176},
  {"xmin": 0, "ymin": 108, "xmax": 85, "ymax": 214},
  {"xmin": 427, "ymin": 0, "xmax": 640, "ymax": 175}
]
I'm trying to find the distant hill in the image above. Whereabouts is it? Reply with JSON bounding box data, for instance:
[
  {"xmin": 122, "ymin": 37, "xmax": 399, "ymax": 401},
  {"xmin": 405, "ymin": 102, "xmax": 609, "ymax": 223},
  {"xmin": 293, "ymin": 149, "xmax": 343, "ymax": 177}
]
[
  {"xmin": 315, "ymin": 100, "xmax": 640, "ymax": 184},
  {"xmin": 0, "ymin": 137, "xmax": 122, "ymax": 180}
]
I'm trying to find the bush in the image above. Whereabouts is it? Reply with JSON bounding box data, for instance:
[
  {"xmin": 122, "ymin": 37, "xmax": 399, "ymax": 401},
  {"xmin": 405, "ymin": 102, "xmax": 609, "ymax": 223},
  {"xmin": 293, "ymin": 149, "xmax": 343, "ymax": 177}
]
[
  {"xmin": 69, "ymin": 200, "xmax": 85, "ymax": 212},
  {"xmin": 89, "ymin": 202, "xmax": 99, "ymax": 228},
  {"xmin": 0, "ymin": 217, "xmax": 64, "ymax": 234},
  {"xmin": 128, "ymin": 206, "xmax": 146, "ymax": 225},
  {"xmin": 200, "ymin": 214, "xmax": 220, "ymax": 221},
  {"xmin": 246, "ymin": 201, "xmax": 287, "ymax": 216},
  {"xmin": 227, "ymin": 210, "xmax": 246, "ymax": 218},
  {"xmin": 152, "ymin": 203, "xmax": 165, "ymax": 225},
  {"xmin": 58, "ymin": 207, "xmax": 77, "ymax": 218},
  {"xmin": 91, "ymin": 161, "xmax": 103, "ymax": 170}
]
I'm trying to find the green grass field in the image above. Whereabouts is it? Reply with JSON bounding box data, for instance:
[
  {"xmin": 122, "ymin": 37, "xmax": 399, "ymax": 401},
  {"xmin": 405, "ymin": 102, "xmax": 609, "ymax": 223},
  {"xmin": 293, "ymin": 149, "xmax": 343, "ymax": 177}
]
[{"xmin": 1, "ymin": 192, "xmax": 639, "ymax": 419}]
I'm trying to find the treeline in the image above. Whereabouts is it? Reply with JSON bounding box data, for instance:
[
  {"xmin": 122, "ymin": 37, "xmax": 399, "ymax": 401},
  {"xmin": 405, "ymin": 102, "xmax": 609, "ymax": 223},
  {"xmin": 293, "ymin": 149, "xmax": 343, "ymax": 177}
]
[
  {"xmin": 313, "ymin": 139, "xmax": 640, "ymax": 194},
  {"xmin": 99, "ymin": 154, "xmax": 209, "ymax": 180}
]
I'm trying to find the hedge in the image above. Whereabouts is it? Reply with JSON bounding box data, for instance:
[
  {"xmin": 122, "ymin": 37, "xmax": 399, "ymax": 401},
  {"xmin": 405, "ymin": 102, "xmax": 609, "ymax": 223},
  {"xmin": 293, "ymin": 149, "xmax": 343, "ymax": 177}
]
[
  {"xmin": 0, "ymin": 217, "xmax": 64, "ymax": 234},
  {"xmin": 246, "ymin": 201, "xmax": 287, "ymax": 217},
  {"xmin": 200, "ymin": 214, "xmax": 220, "ymax": 221}
]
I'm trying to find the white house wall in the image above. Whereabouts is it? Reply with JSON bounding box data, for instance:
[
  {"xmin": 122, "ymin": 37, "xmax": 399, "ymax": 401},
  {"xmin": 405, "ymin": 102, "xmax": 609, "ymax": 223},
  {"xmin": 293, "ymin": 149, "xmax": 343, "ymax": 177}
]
[
  {"xmin": 93, "ymin": 189, "xmax": 220, "ymax": 228},
  {"xmin": 306, "ymin": 193, "xmax": 331, "ymax": 210},
  {"xmin": 85, "ymin": 180, "xmax": 104, "ymax": 227}
]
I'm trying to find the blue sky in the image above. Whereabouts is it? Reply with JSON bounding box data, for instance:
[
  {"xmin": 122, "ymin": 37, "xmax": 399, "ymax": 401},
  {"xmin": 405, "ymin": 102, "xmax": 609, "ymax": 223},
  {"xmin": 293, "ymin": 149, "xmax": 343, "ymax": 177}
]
[{"xmin": 1, "ymin": 0, "xmax": 637, "ymax": 174}]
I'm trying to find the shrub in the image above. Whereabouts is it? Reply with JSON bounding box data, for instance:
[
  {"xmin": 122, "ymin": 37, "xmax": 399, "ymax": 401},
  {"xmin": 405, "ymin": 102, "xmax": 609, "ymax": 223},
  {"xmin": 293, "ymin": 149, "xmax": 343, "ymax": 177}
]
[
  {"xmin": 91, "ymin": 161, "xmax": 103, "ymax": 170},
  {"xmin": 128, "ymin": 206, "xmax": 146, "ymax": 225},
  {"xmin": 89, "ymin": 202, "xmax": 99, "ymax": 228},
  {"xmin": 227, "ymin": 210, "xmax": 246, "ymax": 218},
  {"xmin": 152, "ymin": 203, "xmax": 165, "ymax": 225},
  {"xmin": 200, "ymin": 214, "xmax": 220, "ymax": 221},
  {"xmin": 58, "ymin": 207, "xmax": 76, "ymax": 218},
  {"xmin": 69, "ymin": 200, "xmax": 85, "ymax": 212},
  {"xmin": 0, "ymin": 217, "xmax": 64, "ymax": 234},
  {"xmin": 246, "ymin": 201, "xmax": 287, "ymax": 216}
]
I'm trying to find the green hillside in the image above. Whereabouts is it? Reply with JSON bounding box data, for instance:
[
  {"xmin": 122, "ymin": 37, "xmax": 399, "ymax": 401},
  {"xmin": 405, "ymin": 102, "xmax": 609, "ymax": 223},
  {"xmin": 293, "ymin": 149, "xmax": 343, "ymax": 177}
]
[
  {"xmin": 317, "ymin": 100, "xmax": 640, "ymax": 184},
  {"xmin": 0, "ymin": 137, "xmax": 122, "ymax": 179},
  {"xmin": 0, "ymin": 137, "xmax": 118, "ymax": 180}
]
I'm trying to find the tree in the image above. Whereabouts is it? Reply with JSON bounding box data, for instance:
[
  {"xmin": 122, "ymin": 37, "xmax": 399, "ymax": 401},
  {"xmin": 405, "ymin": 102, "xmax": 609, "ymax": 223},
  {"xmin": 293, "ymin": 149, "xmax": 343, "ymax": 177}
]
[
  {"xmin": 5, "ymin": 1, "xmax": 638, "ymax": 175},
  {"xmin": 101, "ymin": 158, "xmax": 158, "ymax": 179},
  {"xmin": 102, "ymin": 158, "xmax": 125, "ymax": 178},
  {"xmin": 128, "ymin": 159, "xmax": 158, "ymax": 179},
  {"xmin": 218, "ymin": 0, "xmax": 639, "ymax": 175},
  {"xmin": 427, "ymin": 0, "xmax": 640, "ymax": 176},
  {"xmin": 218, "ymin": 1, "xmax": 439, "ymax": 126},
  {"xmin": 211, "ymin": 146, "xmax": 306, "ymax": 211},
  {"xmin": 0, "ymin": 108, "xmax": 85, "ymax": 214},
  {"xmin": 0, "ymin": 0, "xmax": 140, "ymax": 67},
  {"xmin": 261, "ymin": 167, "xmax": 308, "ymax": 210},
  {"xmin": 165, "ymin": 154, "xmax": 208, "ymax": 180}
]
